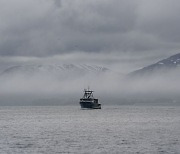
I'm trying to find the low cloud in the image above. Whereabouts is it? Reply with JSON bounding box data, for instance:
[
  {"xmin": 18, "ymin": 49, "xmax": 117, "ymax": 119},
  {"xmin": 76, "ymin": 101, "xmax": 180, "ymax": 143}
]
[{"xmin": 0, "ymin": 63, "xmax": 180, "ymax": 105}]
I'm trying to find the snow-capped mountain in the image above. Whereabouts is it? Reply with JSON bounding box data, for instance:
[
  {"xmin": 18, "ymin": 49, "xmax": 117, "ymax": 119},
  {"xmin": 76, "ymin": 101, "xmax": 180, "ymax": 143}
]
[
  {"xmin": 0, "ymin": 64, "xmax": 110, "ymax": 78},
  {"xmin": 129, "ymin": 53, "xmax": 180, "ymax": 77}
]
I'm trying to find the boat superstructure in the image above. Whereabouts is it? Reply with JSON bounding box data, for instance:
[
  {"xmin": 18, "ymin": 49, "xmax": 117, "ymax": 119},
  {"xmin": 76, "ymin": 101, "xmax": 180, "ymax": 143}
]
[{"xmin": 80, "ymin": 88, "xmax": 101, "ymax": 109}]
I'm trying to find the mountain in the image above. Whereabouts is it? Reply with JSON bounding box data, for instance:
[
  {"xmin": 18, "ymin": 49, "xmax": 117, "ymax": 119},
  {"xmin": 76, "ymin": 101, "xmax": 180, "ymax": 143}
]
[
  {"xmin": 0, "ymin": 64, "xmax": 110, "ymax": 79},
  {"xmin": 128, "ymin": 53, "xmax": 180, "ymax": 77}
]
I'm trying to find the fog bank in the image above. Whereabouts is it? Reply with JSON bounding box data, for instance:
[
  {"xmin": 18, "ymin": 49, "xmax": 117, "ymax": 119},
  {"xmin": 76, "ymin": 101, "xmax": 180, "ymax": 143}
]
[{"xmin": 0, "ymin": 65, "xmax": 180, "ymax": 106}]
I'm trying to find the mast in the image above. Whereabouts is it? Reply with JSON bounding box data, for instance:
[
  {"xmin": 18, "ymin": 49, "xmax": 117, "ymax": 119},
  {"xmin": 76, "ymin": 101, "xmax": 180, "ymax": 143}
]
[{"xmin": 83, "ymin": 88, "xmax": 94, "ymax": 99}]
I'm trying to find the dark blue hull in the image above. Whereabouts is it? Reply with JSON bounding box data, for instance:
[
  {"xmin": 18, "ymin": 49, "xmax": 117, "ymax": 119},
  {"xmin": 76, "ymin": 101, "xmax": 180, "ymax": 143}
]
[{"xmin": 80, "ymin": 99, "xmax": 101, "ymax": 109}]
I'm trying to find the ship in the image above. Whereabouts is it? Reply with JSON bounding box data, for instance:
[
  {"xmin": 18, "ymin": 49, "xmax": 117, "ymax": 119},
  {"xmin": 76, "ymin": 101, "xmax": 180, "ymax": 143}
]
[{"xmin": 80, "ymin": 88, "xmax": 101, "ymax": 109}]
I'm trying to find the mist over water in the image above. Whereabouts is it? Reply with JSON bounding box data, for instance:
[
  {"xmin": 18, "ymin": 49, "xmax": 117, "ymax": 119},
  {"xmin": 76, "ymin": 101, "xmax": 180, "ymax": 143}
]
[{"xmin": 0, "ymin": 61, "xmax": 180, "ymax": 106}]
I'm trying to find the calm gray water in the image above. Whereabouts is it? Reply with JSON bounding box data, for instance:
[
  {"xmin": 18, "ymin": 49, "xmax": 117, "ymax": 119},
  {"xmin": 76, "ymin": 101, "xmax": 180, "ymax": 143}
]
[{"xmin": 0, "ymin": 105, "xmax": 180, "ymax": 154}]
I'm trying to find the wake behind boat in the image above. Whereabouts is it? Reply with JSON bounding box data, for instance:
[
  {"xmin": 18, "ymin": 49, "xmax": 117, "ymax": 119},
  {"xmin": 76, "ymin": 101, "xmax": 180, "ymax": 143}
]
[{"xmin": 80, "ymin": 88, "xmax": 101, "ymax": 109}]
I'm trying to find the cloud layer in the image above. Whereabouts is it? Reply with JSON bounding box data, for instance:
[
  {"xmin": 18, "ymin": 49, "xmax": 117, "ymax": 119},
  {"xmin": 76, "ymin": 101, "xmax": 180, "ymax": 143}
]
[{"xmin": 0, "ymin": 0, "xmax": 180, "ymax": 58}]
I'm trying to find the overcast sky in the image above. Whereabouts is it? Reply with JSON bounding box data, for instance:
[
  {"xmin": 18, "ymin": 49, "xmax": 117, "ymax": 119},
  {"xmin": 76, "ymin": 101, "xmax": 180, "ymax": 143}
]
[{"xmin": 0, "ymin": 0, "xmax": 180, "ymax": 72}]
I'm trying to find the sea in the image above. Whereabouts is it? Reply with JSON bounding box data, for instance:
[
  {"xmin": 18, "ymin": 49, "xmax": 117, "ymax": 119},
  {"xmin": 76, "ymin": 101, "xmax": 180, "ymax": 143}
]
[{"xmin": 0, "ymin": 105, "xmax": 180, "ymax": 154}]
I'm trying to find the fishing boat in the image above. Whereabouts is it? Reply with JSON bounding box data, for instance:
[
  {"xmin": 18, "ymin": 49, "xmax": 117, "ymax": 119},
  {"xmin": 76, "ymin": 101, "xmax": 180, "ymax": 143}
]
[{"xmin": 80, "ymin": 88, "xmax": 101, "ymax": 109}]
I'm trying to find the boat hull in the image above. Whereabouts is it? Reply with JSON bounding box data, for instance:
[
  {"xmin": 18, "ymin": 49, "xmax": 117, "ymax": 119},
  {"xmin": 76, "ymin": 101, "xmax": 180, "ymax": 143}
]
[{"xmin": 80, "ymin": 99, "xmax": 101, "ymax": 109}]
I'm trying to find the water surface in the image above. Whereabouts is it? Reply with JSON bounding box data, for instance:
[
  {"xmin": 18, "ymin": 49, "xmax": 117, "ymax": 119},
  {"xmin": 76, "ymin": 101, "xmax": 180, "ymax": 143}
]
[{"xmin": 0, "ymin": 105, "xmax": 180, "ymax": 154}]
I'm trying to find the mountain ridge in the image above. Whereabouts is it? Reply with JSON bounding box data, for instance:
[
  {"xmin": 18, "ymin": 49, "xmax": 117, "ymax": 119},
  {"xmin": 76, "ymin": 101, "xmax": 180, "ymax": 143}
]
[
  {"xmin": 0, "ymin": 64, "xmax": 110, "ymax": 78},
  {"xmin": 128, "ymin": 53, "xmax": 180, "ymax": 77}
]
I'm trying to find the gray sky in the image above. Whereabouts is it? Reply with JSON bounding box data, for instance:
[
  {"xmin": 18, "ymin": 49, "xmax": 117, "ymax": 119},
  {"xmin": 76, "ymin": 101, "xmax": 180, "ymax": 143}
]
[{"xmin": 0, "ymin": 0, "xmax": 180, "ymax": 72}]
